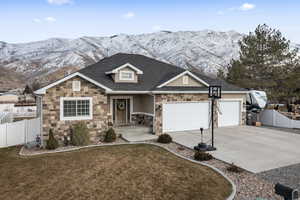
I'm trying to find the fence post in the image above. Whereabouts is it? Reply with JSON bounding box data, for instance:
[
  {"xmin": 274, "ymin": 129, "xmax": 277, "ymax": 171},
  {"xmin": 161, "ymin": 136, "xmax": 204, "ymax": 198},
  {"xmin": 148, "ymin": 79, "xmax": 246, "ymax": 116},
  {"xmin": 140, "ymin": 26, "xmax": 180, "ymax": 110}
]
[
  {"xmin": 272, "ymin": 110, "xmax": 276, "ymax": 126},
  {"xmin": 5, "ymin": 123, "xmax": 8, "ymax": 147},
  {"xmin": 24, "ymin": 120, "xmax": 27, "ymax": 144}
]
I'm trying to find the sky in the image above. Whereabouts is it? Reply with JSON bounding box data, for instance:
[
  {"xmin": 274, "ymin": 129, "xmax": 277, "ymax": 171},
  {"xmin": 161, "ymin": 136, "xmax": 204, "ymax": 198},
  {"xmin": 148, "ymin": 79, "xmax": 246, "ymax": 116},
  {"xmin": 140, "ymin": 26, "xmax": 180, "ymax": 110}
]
[{"xmin": 1, "ymin": 0, "xmax": 300, "ymax": 43}]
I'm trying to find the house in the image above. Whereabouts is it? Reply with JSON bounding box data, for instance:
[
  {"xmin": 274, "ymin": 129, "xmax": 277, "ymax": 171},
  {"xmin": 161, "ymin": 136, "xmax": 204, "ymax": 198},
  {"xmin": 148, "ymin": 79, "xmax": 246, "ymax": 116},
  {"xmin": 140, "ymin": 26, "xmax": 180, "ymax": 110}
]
[{"xmin": 35, "ymin": 53, "xmax": 248, "ymax": 142}]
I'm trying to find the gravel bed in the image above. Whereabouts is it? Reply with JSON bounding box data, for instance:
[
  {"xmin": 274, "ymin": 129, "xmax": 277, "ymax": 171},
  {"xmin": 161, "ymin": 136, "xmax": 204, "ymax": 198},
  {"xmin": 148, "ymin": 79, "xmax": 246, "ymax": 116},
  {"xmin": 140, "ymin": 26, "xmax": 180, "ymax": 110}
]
[
  {"xmin": 154, "ymin": 142, "xmax": 283, "ymax": 200},
  {"xmin": 258, "ymin": 163, "xmax": 300, "ymax": 192},
  {"xmin": 21, "ymin": 137, "xmax": 127, "ymax": 156}
]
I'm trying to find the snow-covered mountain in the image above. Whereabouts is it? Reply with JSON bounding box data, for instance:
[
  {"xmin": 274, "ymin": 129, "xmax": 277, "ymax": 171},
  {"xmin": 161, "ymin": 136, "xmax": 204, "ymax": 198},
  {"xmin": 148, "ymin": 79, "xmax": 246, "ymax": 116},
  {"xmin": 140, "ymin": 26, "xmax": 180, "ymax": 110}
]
[{"xmin": 0, "ymin": 30, "xmax": 244, "ymax": 83}]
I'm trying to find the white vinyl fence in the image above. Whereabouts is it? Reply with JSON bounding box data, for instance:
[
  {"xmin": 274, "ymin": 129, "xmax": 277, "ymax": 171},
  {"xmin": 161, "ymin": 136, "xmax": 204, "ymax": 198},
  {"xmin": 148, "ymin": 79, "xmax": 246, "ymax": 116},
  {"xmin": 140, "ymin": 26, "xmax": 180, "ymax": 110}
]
[
  {"xmin": 0, "ymin": 112, "xmax": 13, "ymax": 124},
  {"xmin": 0, "ymin": 118, "xmax": 40, "ymax": 148},
  {"xmin": 260, "ymin": 109, "xmax": 300, "ymax": 129}
]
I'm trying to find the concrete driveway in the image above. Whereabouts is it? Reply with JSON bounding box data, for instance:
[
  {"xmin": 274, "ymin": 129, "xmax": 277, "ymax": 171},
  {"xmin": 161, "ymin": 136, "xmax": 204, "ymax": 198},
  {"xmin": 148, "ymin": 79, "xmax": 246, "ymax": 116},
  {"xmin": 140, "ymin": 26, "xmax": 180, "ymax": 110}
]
[{"xmin": 171, "ymin": 126, "xmax": 300, "ymax": 173}]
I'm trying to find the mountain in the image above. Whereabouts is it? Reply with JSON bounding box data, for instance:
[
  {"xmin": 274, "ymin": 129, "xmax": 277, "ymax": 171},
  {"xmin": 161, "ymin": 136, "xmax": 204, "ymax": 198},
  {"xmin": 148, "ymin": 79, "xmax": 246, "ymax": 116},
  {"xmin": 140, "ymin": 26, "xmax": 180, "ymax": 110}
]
[{"xmin": 0, "ymin": 30, "xmax": 298, "ymax": 90}]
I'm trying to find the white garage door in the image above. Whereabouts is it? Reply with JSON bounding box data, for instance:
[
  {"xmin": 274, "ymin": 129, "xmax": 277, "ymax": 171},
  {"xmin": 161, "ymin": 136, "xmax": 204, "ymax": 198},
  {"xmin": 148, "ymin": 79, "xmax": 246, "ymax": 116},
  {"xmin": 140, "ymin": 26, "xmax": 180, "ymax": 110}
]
[
  {"xmin": 218, "ymin": 101, "xmax": 241, "ymax": 127},
  {"xmin": 163, "ymin": 102, "xmax": 209, "ymax": 132}
]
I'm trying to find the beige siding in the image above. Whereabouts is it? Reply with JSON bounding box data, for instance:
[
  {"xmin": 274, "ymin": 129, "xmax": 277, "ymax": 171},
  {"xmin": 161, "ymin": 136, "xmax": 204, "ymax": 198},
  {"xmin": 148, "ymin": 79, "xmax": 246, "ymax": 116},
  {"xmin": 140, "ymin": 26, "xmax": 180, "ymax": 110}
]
[
  {"xmin": 166, "ymin": 75, "xmax": 204, "ymax": 87},
  {"xmin": 113, "ymin": 67, "xmax": 138, "ymax": 83},
  {"xmin": 108, "ymin": 94, "xmax": 154, "ymax": 114}
]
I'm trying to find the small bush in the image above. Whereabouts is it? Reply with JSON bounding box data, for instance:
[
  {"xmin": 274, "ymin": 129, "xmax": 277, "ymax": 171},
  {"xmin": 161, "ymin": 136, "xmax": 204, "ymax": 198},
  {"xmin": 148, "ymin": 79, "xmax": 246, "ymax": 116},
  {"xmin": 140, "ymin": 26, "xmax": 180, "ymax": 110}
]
[
  {"xmin": 71, "ymin": 122, "xmax": 90, "ymax": 146},
  {"xmin": 46, "ymin": 129, "xmax": 59, "ymax": 150},
  {"xmin": 194, "ymin": 151, "xmax": 213, "ymax": 161},
  {"xmin": 157, "ymin": 134, "xmax": 172, "ymax": 144},
  {"xmin": 104, "ymin": 128, "xmax": 117, "ymax": 142},
  {"xmin": 226, "ymin": 163, "xmax": 243, "ymax": 173}
]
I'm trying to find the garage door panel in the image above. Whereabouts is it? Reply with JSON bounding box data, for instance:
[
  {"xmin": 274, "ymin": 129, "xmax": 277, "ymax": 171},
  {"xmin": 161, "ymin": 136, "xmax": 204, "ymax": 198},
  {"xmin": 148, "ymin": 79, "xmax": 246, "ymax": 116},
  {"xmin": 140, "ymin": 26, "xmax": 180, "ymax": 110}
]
[
  {"xmin": 163, "ymin": 102, "xmax": 209, "ymax": 132},
  {"xmin": 218, "ymin": 101, "xmax": 240, "ymax": 127}
]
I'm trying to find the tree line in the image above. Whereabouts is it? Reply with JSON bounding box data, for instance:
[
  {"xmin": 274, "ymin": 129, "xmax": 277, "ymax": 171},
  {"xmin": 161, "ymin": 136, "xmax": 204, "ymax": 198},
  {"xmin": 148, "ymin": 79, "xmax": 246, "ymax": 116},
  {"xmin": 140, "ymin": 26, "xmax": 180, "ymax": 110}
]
[{"xmin": 218, "ymin": 24, "xmax": 300, "ymax": 103}]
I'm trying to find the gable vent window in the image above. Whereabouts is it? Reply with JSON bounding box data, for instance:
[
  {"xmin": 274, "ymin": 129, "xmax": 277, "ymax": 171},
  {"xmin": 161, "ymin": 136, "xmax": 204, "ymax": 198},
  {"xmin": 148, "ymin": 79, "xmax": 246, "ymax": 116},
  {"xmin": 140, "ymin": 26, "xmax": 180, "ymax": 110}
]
[
  {"xmin": 72, "ymin": 80, "xmax": 81, "ymax": 91},
  {"xmin": 183, "ymin": 76, "xmax": 189, "ymax": 85},
  {"xmin": 120, "ymin": 71, "xmax": 134, "ymax": 81},
  {"xmin": 60, "ymin": 97, "xmax": 92, "ymax": 120}
]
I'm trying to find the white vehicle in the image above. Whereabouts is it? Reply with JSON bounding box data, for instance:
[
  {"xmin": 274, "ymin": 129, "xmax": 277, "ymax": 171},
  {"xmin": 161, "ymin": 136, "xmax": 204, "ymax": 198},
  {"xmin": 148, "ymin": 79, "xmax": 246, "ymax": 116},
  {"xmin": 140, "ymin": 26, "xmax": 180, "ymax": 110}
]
[{"xmin": 246, "ymin": 90, "xmax": 268, "ymax": 110}]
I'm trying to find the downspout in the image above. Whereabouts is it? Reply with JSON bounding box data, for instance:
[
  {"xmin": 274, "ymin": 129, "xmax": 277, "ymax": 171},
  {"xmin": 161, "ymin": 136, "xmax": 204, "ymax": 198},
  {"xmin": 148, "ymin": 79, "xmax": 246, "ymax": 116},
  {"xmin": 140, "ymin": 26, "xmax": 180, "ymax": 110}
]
[{"xmin": 150, "ymin": 93, "xmax": 155, "ymax": 134}]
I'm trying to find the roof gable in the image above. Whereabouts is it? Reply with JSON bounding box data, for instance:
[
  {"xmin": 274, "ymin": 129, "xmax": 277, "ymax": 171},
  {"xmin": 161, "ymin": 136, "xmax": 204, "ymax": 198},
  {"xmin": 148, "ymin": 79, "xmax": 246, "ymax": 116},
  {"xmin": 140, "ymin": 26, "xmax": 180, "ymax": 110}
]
[
  {"xmin": 105, "ymin": 63, "xmax": 143, "ymax": 75},
  {"xmin": 157, "ymin": 71, "xmax": 209, "ymax": 88},
  {"xmin": 34, "ymin": 72, "xmax": 112, "ymax": 94}
]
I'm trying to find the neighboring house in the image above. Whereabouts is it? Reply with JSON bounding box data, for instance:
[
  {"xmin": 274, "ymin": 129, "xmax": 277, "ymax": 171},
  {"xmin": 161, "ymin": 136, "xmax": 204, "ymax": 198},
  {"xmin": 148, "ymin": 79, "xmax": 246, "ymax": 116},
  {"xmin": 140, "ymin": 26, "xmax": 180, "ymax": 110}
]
[{"xmin": 35, "ymin": 53, "xmax": 248, "ymax": 142}]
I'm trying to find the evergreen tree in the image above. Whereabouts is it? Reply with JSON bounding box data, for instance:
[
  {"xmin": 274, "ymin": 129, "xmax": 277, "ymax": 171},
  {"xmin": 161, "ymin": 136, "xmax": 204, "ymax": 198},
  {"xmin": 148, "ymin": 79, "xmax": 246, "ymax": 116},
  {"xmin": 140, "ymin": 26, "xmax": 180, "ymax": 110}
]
[{"xmin": 225, "ymin": 24, "xmax": 299, "ymax": 102}]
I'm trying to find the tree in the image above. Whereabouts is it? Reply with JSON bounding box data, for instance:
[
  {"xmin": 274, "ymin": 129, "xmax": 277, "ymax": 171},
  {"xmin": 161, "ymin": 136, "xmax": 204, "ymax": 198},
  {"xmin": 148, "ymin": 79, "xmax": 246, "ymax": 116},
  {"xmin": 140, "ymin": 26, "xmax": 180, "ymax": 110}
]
[{"xmin": 224, "ymin": 24, "xmax": 300, "ymax": 102}]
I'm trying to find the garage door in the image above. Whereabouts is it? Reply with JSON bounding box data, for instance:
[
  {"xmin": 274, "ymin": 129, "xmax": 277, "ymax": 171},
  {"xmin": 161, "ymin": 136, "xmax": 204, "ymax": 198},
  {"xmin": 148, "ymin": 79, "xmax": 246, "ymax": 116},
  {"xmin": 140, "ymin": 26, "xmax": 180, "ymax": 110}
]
[
  {"xmin": 218, "ymin": 101, "xmax": 240, "ymax": 127},
  {"xmin": 162, "ymin": 102, "xmax": 209, "ymax": 132}
]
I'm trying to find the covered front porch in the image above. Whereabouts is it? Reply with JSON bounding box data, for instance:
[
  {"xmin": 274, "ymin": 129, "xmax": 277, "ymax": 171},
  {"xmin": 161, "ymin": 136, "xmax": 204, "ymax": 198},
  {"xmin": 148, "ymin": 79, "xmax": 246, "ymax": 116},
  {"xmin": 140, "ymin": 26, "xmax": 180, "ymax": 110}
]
[{"xmin": 108, "ymin": 94, "xmax": 156, "ymax": 140}]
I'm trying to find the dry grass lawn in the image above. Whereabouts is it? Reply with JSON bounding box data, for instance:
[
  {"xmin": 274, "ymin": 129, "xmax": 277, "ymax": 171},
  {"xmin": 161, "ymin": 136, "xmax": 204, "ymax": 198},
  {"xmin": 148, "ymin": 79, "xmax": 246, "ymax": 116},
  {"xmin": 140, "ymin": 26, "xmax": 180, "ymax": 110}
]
[{"xmin": 0, "ymin": 144, "xmax": 232, "ymax": 200}]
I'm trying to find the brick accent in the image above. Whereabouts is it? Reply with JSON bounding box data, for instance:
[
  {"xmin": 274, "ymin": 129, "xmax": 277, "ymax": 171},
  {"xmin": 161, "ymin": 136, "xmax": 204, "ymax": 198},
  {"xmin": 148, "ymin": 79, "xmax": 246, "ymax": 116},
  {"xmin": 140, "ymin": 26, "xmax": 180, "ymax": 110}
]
[
  {"xmin": 154, "ymin": 94, "xmax": 246, "ymax": 135},
  {"xmin": 42, "ymin": 76, "xmax": 109, "ymax": 144}
]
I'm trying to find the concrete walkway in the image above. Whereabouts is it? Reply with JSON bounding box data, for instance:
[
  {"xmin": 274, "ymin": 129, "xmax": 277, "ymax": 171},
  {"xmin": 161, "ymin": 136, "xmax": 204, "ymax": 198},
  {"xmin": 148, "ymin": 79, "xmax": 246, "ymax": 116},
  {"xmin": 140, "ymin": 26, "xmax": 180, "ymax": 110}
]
[
  {"xmin": 171, "ymin": 126, "xmax": 300, "ymax": 173},
  {"xmin": 115, "ymin": 126, "xmax": 158, "ymax": 142}
]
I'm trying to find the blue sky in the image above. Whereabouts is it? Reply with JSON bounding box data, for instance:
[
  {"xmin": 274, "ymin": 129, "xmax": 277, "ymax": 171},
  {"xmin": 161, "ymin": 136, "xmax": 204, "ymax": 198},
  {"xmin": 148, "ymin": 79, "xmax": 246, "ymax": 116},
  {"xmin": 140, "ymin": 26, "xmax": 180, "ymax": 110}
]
[{"xmin": 1, "ymin": 0, "xmax": 300, "ymax": 43}]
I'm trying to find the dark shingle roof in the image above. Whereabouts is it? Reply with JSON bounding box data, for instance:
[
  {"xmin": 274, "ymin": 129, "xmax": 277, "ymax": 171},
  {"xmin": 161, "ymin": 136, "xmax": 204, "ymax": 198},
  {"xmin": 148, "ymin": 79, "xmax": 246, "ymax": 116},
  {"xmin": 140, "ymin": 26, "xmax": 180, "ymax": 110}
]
[{"xmin": 78, "ymin": 53, "xmax": 246, "ymax": 92}]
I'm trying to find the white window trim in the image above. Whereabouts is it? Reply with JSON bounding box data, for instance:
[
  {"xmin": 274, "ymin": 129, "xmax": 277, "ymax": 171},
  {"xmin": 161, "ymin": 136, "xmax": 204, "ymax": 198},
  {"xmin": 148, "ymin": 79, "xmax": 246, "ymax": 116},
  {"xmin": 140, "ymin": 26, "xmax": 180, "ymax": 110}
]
[
  {"xmin": 60, "ymin": 97, "xmax": 93, "ymax": 121},
  {"xmin": 183, "ymin": 76, "xmax": 189, "ymax": 85},
  {"xmin": 119, "ymin": 71, "xmax": 135, "ymax": 81},
  {"xmin": 72, "ymin": 80, "xmax": 81, "ymax": 92}
]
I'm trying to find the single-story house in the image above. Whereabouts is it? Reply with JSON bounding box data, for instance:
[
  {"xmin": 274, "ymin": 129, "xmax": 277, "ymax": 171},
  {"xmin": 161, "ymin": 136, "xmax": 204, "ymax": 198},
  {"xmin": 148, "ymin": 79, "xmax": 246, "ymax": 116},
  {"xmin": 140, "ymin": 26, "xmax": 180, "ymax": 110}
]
[{"xmin": 35, "ymin": 53, "xmax": 248, "ymax": 142}]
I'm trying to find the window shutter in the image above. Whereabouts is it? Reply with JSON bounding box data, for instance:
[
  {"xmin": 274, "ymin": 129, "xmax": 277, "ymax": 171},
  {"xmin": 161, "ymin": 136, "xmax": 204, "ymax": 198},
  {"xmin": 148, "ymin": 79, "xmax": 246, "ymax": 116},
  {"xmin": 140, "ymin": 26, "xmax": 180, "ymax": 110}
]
[{"xmin": 72, "ymin": 80, "xmax": 81, "ymax": 91}]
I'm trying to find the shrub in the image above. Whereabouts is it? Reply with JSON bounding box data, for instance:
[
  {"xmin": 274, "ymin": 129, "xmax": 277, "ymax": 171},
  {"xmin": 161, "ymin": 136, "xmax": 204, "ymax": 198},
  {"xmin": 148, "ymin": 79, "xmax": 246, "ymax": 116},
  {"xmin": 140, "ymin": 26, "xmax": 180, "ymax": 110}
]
[
  {"xmin": 157, "ymin": 134, "xmax": 172, "ymax": 144},
  {"xmin": 194, "ymin": 151, "xmax": 213, "ymax": 161},
  {"xmin": 46, "ymin": 129, "xmax": 59, "ymax": 150},
  {"xmin": 71, "ymin": 122, "xmax": 90, "ymax": 146},
  {"xmin": 226, "ymin": 163, "xmax": 243, "ymax": 173},
  {"xmin": 104, "ymin": 128, "xmax": 117, "ymax": 142}
]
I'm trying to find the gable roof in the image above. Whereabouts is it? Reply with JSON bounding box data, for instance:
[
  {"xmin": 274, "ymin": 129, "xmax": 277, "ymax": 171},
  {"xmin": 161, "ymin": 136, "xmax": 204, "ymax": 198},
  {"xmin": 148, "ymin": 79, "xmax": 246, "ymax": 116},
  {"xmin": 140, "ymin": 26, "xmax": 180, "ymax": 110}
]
[
  {"xmin": 35, "ymin": 53, "xmax": 247, "ymax": 94},
  {"xmin": 157, "ymin": 70, "xmax": 209, "ymax": 88},
  {"xmin": 105, "ymin": 63, "xmax": 143, "ymax": 74},
  {"xmin": 35, "ymin": 72, "xmax": 112, "ymax": 94}
]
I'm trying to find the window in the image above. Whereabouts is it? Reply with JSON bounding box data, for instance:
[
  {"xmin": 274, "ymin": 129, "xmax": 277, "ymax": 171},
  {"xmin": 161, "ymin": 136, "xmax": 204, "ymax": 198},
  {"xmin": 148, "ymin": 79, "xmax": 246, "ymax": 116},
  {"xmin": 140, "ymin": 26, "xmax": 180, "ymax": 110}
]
[
  {"xmin": 183, "ymin": 76, "xmax": 189, "ymax": 85},
  {"xmin": 119, "ymin": 71, "xmax": 134, "ymax": 81},
  {"xmin": 72, "ymin": 80, "xmax": 81, "ymax": 91},
  {"xmin": 60, "ymin": 97, "xmax": 92, "ymax": 120}
]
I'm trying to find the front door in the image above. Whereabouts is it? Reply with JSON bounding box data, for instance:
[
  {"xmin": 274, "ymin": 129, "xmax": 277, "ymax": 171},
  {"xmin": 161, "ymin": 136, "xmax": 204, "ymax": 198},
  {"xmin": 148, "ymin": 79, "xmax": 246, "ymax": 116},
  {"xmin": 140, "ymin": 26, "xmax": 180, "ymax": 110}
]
[{"xmin": 113, "ymin": 98, "xmax": 131, "ymax": 125}]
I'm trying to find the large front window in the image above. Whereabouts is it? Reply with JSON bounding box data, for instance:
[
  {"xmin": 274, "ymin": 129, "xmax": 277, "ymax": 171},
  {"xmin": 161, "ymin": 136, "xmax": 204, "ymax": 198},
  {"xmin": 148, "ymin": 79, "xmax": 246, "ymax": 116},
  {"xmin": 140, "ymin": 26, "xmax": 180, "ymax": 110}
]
[{"xmin": 60, "ymin": 97, "xmax": 92, "ymax": 120}]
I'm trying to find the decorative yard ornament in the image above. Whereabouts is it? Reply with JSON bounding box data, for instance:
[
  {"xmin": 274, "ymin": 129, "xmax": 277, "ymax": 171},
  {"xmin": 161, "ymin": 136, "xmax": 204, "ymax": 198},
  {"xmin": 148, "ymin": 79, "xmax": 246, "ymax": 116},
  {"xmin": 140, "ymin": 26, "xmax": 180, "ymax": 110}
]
[
  {"xmin": 207, "ymin": 85, "xmax": 222, "ymax": 151},
  {"xmin": 194, "ymin": 127, "xmax": 208, "ymax": 151}
]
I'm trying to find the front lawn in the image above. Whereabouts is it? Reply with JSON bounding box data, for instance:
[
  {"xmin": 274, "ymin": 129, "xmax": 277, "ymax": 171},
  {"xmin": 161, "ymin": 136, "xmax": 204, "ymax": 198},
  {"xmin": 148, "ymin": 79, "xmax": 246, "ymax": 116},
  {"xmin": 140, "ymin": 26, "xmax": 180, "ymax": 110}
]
[{"xmin": 0, "ymin": 144, "xmax": 232, "ymax": 200}]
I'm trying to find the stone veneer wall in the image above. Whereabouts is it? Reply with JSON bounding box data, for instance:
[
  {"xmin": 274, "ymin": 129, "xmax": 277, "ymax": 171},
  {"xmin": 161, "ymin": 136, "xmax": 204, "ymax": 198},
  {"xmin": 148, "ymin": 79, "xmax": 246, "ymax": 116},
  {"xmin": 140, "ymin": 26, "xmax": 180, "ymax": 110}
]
[
  {"xmin": 154, "ymin": 93, "xmax": 246, "ymax": 135},
  {"xmin": 42, "ymin": 76, "xmax": 109, "ymax": 144}
]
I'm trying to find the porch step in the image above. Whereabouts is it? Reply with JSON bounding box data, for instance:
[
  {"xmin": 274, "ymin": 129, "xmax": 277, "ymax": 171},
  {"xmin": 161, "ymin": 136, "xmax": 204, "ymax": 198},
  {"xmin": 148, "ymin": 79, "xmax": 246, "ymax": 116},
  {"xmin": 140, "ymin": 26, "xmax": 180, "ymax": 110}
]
[{"xmin": 114, "ymin": 126, "xmax": 157, "ymax": 142}]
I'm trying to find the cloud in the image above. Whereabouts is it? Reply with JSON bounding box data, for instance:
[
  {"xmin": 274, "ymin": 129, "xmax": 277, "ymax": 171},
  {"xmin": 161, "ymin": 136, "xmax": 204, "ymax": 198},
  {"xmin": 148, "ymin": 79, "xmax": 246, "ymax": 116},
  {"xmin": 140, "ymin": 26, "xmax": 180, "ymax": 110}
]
[
  {"xmin": 239, "ymin": 3, "xmax": 256, "ymax": 11},
  {"xmin": 47, "ymin": 0, "xmax": 72, "ymax": 5},
  {"xmin": 45, "ymin": 17, "xmax": 57, "ymax": 22},
  {"xmin": 122, "ymin": 12, "xmax": 135, "ymax": 19},
  {"xmin": 217, "ymin": 11, "xmax": 225, "ymax": 15},
  {"xmin": 34, "ymin": 17, "xmax": 57, "ymax": 23},
  {"xmin": 152, "ymin": 25, "xmax": 162, "ymax": 31},
  {"xmin": 33, "ymin": 18, "xmax": 42, "ymax": 23}
]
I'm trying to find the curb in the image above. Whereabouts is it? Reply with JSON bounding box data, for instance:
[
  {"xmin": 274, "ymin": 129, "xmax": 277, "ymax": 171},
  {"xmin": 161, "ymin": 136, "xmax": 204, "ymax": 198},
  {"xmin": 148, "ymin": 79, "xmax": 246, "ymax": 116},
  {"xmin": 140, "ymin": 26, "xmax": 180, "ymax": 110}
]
[{"xmin": 19, "ymin": 142, "xmax": 236, "ymax": 200}]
